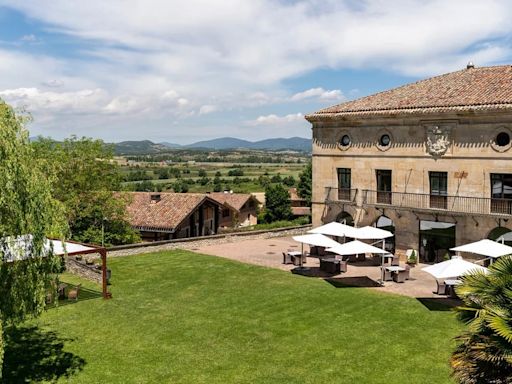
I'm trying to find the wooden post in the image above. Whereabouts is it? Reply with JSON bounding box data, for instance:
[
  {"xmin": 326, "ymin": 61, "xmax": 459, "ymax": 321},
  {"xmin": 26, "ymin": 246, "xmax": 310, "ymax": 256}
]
[{"xmin": 101, "ymin": 249, "xmax": 112, "ymax": 299}]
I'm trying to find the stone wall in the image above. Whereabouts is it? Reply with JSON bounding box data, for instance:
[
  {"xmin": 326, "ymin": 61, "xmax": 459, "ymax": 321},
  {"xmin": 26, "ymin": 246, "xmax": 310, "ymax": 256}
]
[
  {"xmin": 106, "ymin": 225, "xmax": 312, "ymax": 257},
  {"xmin": 65, "ymin": 257, "xmax": 102, "ymax": 283}
]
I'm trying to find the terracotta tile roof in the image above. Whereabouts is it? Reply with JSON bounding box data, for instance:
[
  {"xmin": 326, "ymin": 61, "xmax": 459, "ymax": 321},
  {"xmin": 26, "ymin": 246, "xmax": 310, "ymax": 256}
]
[
  {"xmin": 288, "ymin": 188, "xmax": 304, "ymax": 202},
  {"xmin": 124, "ymin": 192, "xmax": 220, "ymax": 231},
  {"xmin": 208, "ymin": 192, "xmax": 258, "ymax": 211},
  {"xmin": 306, "ymin": 65, "xmax": 512, "ymax": 119}
]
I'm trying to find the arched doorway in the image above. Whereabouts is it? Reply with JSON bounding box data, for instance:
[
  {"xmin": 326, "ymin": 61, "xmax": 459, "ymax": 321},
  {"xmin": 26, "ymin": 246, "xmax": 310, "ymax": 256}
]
[
  {"xmin": 375, "ymin": 215, "xmax": 395, "ymax": 253},
  {"xmin": 336, "ymin": 211, "xmax": 353, "ymax": 226},
  {"xmin": 488, "ymin": 226, "xmax": 512, "ymax": 246}
]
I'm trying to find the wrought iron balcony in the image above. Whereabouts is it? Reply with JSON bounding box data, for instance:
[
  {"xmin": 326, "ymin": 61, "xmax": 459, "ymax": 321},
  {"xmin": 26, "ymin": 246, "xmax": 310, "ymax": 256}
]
[
  {"xmin": 361, "ymin": 189, "xmax": 512, "ymax": 217},
  {"xmin": 324, "ymin": 187, "xmax": 358, "ymax": 203}
]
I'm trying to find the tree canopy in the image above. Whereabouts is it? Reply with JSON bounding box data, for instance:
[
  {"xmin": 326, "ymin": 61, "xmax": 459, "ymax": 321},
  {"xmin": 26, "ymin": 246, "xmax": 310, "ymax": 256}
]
[
  {"xmin": 0, "ymin": 102, "xmax": 66, "ymax": 375},
  {"xmin": 297, "ymin": 161, "xmax": 312, "ymax": 206},
  {"xmin": 32, "ymin": 136, "xmax": 139, "ymax": 246},
  {"xmin": 263, "ymin": 184, "xmax": 292, "ymax": 223}
]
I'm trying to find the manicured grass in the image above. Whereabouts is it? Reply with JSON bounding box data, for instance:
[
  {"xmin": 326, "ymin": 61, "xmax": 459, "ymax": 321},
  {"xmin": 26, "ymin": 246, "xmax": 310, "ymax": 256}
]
[{"xmin": 7, "ymin": 251, "xmax": 461, "ymax": 383}]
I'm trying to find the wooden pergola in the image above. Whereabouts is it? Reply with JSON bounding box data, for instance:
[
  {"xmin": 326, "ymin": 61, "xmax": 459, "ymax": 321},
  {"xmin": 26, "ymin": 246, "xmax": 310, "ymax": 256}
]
[{"xmin": 50, "ymin": 239, "xmax": 112, "ymax": 299}]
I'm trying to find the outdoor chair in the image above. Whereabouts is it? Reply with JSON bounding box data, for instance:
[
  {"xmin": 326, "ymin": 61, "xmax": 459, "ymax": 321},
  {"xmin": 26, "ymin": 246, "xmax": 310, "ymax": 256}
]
[
  {"xmin": 339, "ymin": 259, "xmax": 348, "ymax": 273},
  {"xmin": 391, "ymin": 256, "xmax": 400, "ymax": 266},
  {"xmin": 291, "ymin": 255, "xmax": 303, "ymax": 266},
  {"xmin": 282, "ymin": 252, "xmax": 293, "ymax": 264},
  {"xmin": 381, "ymin": 266, "xmax": 393, "ymax": 281},
  {"xmin": 309, "ymin": 246, "xmax": 318, "ymax": 256},
  {"xmin": 67, "ymin": 284, "xmax": 81, "ymax": 301},
  {"xmin": 317, "ymin": 247, "xmax": 326, "ymax": 257},
  {"xmin": 403, "ymin": 265, "xmax": 411, "ymax": 280},
  {"xmin": 436, "ymin": 280, "xmax": 446, "ymax": 295},
  {"xmin": 393, "ymin": 269, "xmax": 407, "ymax": 283}
]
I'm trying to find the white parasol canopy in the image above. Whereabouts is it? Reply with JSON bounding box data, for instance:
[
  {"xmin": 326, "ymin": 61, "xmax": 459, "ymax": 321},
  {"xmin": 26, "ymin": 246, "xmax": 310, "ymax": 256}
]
[
  {"xmin": 450, "ymin": 239, "xmax": 512, "ymax": 259},
  {"xmin": 326, "ymin": 240, "xmax": 390, "ymax": 255},
  {"xmin": 353, "ymin": 226, "xmax": 393, "ymax": 240},
  {"xmin": 292, "ymin": 233, "xmax": 341, "ymax": 248},
  {"xmin": 497, "ymin": 232, "xmax": 512, "ymax": 243},
  {"xmin": 422, "ymin": 258, "xmax": 488, "ymax": 279},
  {"xmin": 308, "ymin": 222, "xmax": 359, "ymax": 238}
]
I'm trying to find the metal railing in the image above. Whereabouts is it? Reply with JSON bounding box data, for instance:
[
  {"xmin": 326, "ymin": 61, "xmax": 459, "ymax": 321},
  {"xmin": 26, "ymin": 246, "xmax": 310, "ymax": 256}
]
[
  {"xmin": 361, "ymin": 189, "xmax": 512, "ymax": 216},
  {"xmin": 324, "ymin": 187, "xmax": 358, "ymax": 203}
]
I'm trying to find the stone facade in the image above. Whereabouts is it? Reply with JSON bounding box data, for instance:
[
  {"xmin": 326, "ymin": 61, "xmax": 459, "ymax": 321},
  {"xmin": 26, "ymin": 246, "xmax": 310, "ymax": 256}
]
[{"xmin": 308, "ymin": 110, "xmax": 512, "ymax": 261}]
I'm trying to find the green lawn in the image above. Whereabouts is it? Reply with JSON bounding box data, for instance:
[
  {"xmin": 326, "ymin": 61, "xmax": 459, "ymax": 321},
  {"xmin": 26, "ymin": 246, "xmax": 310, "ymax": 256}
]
[{"xmin": 5, "ymin": 250, "xmax": 461, "ymax": 383}]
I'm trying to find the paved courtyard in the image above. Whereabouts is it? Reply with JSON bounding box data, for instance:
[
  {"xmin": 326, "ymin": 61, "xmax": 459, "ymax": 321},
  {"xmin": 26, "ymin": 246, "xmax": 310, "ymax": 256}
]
[{"xmin": 191, "ymin": 236, "xmax": 454, "ymax": 299}]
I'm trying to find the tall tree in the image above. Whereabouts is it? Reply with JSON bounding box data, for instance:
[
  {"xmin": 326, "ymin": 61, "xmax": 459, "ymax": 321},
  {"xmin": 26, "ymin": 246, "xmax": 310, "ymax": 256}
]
[
  {"xmin": 263, "ymin": 184, "xmax": 292, "ymax": 223},
  {"xmin": 451, "ymin": 256, "xmax": 512, "ymax": 384},
  {"xmin": 297, "ymin": 161, "xmax": 312, "ymax": 206},
  {"xmin": 32, "ymin": 136, "xmax": 139, "ymax": 246},
  {"xmin": 0, "ymin": 101, "xmax": 66, "ymax": 376}
]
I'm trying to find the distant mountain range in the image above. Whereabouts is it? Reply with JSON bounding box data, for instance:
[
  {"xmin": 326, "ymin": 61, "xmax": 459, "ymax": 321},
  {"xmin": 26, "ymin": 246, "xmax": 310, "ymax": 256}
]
[{"xmin": 114, "ymin": 136, "xmax": 311, "ymax": 154}]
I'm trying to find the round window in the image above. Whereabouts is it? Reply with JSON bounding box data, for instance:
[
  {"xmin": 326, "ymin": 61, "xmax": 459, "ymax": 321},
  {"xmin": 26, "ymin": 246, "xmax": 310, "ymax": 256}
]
[
  {"xmin": 496, "ymin": 132, "xmax": 511, "ymax": 147},
  {"xmin": 379, "ymin": 134, "xmax": 391, "ymax": 146},
  {"xmin": 340, "ymin": 135, "xmax": 351, "ymax": 147}
]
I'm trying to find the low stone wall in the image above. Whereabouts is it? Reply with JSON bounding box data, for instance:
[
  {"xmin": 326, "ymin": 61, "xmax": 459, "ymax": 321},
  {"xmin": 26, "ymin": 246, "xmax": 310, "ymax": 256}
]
[
  {"xmin": 106, "ymin": 224, "xmax": 312, "ymax": 258},
  {"xmin": 65, "ymin": 257, "xmax": 102, "ymax": 284}
]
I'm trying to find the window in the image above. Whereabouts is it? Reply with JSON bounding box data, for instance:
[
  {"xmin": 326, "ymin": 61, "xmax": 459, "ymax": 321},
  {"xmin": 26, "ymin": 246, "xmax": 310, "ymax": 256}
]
[
  {"xmin": 376, "ymin": 170, "xmax": 392, "ymax": 204},
  {"xmin": 496, "ymin": 132, "xmax": 511, "ymax": 147},
  {"xmin": 491, "ymin": 173, "xmax": 512, "ymax": 214},
  {"xmin": 340, "ymin": 135, "xmax": 351, "ymax": 147},
  {"xmin": 379, "ymin": 134, "xmax": 391, "ymax": 147},
  {"xmin": 337, "ymin": 168, "xmax": 351, "ymax": 200},
  {"xmin": 429, "ymin": 172, "xmax": 448, "ymax": 209}
]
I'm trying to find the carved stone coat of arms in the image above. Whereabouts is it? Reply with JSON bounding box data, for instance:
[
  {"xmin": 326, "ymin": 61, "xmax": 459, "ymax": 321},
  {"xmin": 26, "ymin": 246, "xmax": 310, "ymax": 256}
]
[{"xmin": 426, "ymin": 126, "xmax": 451, "ymax": 157}]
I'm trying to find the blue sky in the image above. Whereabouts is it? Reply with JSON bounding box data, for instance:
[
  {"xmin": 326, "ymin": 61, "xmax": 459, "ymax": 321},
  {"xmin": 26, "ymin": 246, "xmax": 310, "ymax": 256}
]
[{"xmin": 0, "ymin": 1, "xmax": 511, "ymax": 144}]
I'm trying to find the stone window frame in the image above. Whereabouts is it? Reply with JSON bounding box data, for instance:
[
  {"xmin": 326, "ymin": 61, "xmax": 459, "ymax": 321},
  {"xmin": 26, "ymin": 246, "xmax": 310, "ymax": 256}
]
[
  {"xmin": 491, "ymin": 126, "xmax": 512, "ymax": 153},
  {"xmin": 337, "ymin": 130, "xmax": 353, "ymax": 151},
  {"xmin": 376, "ymin": 129, "xmax": 393, "ymax": 152}
]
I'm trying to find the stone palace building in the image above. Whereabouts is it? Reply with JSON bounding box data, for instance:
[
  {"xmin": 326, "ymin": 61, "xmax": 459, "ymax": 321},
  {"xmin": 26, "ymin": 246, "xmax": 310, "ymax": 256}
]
[{"xmin": 306, "ymin": 64, "xmax": 512, "ymax": 262}]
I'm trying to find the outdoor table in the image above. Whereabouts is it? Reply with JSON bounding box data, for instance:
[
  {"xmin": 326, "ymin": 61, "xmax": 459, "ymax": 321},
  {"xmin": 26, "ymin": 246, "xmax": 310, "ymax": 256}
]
[
  {"xmin": 444, "ymin": 279, "xmax": 462, "ymax": 298},
  {"xmin": 320, "ymin": 257, "xmax": 341, "ymax": 274},
  {"xmin": 287, "ymin": 251, "xmax": 302, "ymax": 257},
  {"xmin": 384, "ymin": 266, "xmax": 405, "ymax": 273}
]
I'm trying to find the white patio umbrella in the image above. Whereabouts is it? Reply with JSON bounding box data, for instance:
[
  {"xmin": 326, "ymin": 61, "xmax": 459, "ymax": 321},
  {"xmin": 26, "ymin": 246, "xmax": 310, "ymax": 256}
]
[
  {"xmin": 327, "ymin": 240, "xmax": 390, "ymax": 284},
  {"xmin": 292, "ymin": 234, "xmax": 341, "ymax": 268},
  {"xmin": 353, "ymin": 226, "xmax": 393, "ymax": 240},
  {"xmin": 326, "ymin": 239, "xmax": 390, "ymax": 255},
  {"xmin": 308, "ymin": 222, "xmax": 359, "ymax": 238},
  {"xmin": 451, "ymin": 239, "xmax": 512, "ymax": 262},
  {"xmin": 422, "ymin": 258, "xmax": 488, "ymax": 280},
  {"xmin": 497, "ymin": 232, "xmax": 512, "ymax": 244}
]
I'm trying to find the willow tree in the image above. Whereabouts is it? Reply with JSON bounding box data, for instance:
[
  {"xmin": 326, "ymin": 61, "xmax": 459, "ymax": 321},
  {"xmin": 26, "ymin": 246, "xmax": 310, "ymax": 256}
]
[{"xmin": 0, "ymin": 102, "xmax": 65, "ymax": 375}]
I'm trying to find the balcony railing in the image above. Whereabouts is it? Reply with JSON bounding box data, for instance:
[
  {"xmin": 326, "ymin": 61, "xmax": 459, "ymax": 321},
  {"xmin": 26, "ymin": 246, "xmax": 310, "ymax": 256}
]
[
  {"xmin": 361, "ymin": 189, "xmax": 512, "ymax": 216},
  {"xmin": 324, "ymin": 187, "xmax": 358, "ymax": 203}
]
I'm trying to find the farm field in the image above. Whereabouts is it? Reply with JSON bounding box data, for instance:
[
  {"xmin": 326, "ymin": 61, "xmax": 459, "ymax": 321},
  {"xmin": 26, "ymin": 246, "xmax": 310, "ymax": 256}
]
[
  {"xmin": 5, "ymin": 250, "xmax": 461, "ymax": 383},
  {"xmin": 121, "ymin": 161, "xmax": 308, "ymax": 193}
]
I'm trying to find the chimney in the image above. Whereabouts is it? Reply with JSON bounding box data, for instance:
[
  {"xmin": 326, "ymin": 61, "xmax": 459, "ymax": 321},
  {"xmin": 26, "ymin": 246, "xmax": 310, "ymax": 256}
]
[
  {"xmin": 150, "ymin": 193, "xmax": 161, "ymax": 203},
  {"xmin": 466, "ymin": 61, "xmax": 475, "ymax": 69}
]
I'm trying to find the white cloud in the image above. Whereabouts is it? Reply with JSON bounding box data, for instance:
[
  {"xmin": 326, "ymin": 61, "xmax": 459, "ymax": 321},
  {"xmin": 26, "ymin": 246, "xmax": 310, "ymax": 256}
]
[
  {"xmin": 0, "ymin": 87, "xmax": 109, "ymax": 114},
  {"xmin": 199, "ymin": 104, "xmax": 217, "ymax": 115},
  {"xmin": 0, "ymin": 0, "xmax": 512, "ymax": 140},
  {"xmin": 291, "ymin": 87, "xmax": 345, "ymax": 102},
  {"xmin": 249, "ymin": 113, "xmax": 304, "ymax": 126},
  {"xmin": 20, "ymin": 34, "xmax": 37, "ymax": 42}
]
